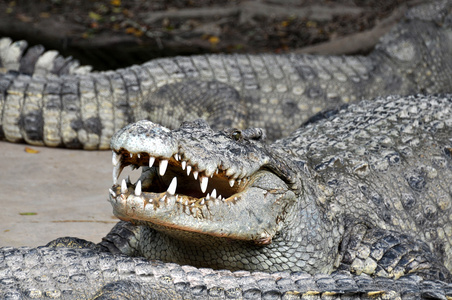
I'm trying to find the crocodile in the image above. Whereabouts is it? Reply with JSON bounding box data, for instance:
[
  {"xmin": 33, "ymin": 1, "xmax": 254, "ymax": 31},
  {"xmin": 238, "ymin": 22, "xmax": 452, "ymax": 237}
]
[
  {"xmin": 1, "ymin": 1, "xmax": 452, "ymax": 299},
  {"xmin": 2, "ymin": 93, "xmax": 452, "ymax": 299},
  {"xmin": 0, "ymin": 1, "xmax": 451, "ymax": 149}
]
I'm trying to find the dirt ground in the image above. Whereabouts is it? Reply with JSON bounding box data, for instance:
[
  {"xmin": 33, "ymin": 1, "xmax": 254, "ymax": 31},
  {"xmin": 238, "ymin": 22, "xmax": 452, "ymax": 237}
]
[
  {"xmin": 0, "ymin": 142, "xmax": 115, "ymax": 247},
  {"xmin": 0, "ymin": 0, "xmax": 417, "ymax": 70}
]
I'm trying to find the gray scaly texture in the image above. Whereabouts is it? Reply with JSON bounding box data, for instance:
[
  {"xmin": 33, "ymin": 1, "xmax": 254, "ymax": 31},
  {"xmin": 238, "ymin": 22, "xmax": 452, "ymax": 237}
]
[
  {"xmin": 106, "ymin": 94, "xmax": 452, "ymax": 282},
  {"xmin": 0, "ymin": 1, "xmax": 451, "ymax": 149},
  {"xmin": 2, "ymin": 246, "xmax": 451, "ymax": 300}
]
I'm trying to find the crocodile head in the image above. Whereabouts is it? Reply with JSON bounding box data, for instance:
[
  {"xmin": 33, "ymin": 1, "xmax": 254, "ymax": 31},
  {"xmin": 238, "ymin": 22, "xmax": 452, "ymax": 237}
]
[{"xmin": 109, "ymin": 119, "xmax": 299, "ymax": 246}]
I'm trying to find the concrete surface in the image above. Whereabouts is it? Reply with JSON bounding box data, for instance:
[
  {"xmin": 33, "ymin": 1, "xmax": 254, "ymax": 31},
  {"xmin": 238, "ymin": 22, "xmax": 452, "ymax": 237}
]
[{"xmin": 0, "ymin": 141, "xmax": 119, "ymax": 247}]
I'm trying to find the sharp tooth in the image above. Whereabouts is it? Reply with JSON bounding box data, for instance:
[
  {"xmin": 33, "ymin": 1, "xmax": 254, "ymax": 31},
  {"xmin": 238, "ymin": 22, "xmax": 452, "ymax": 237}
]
[
  {"xmin": 137, "ymin": 153, "xmax": 141, "ymax": 159},
  {"xmin": 181, "ymin": 161, "xmax": 186, "ymax": 170},
  {"xmin": 200, "ymin": 176, "xmax": 208, "ymax": 193},
  {"xmin": 174, "ymin": 154, "xmax": 179, "ymax": 161},
  {"xmin": 229, "ymin": 179, "xmax": 235, "ymax": 187},
  {"xmin": 109, "ymin": 188, "xmax": 116, "ymax": 197},
  {"xmin": 167, "ymin": 177, "xmax": 177, "ymax": 195},
  {"xmin": 161, "ymin": 194, "xmax": 166, "ymax": 202},
  {"xmin": 112, "ymin": 151, "xmax": 121, "ymax": 166},
  {"xmin": 135, "ymin": 180, "xmax": 142, "ymax": 196},
  {"xmin": 237, "ymin": 179, "xmax": 242, "ymax": 185},
  {"xmin": 211, "ymin": 189, "xmax": 217, "ymax": 199},
  {"xmin": 112, "ymin": 164, "xmax": 124, "ymax": 185},
  {"xmin": 206, "ymin": 193, "xmax": 210, "ymax": 200},
  {"xmin": 218, "ymin": 194, "xmax": 223, "ymax": 200},
  {"xmin": 187, "ymin": 165, "xmax": 192, "ymax": 176},
  {"xmin": 121, "ymin": 179, "xmax": 128, "ymax": 194},
  {"xmin": 130, "ymin": 153, "xmax": 133, "ymax": 158},
  {"xmin": 234, "ymin": 197, "xmax": 238, "ymax": 201},
  {"xmin": 193, "ymin": 171, "xmax": 199, "ymax": 180},
  {"xmin": 159, "ymin": 160, "xmax": 168, "ymax": 176},
  {"xmin": 200, "ymin": 199, "xmax": 205, "ymax": 205},
  {"xmin": 149, "ymin": 157, "xmax": 155, "ymax": 168}
]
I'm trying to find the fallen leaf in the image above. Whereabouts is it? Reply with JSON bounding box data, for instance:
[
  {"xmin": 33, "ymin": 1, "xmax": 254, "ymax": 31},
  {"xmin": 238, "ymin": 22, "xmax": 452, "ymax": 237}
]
[
  {"xmin": 17, "ymin": 13, "xmax": 33, "ymax": 23},
  {"xmin": 208, "ymin": 36, "xmax": 220, "ymax": 45},
  {"xmin": 306, "ymin": 20, "xmax": 317, "ymax": 28},
  {"xmin": 89, "ymin": 11, "xmax": 102, "ymax": 21},
  {"xmin": 24, "ymin": 147, "xmax": 40, "ymax": 154}
]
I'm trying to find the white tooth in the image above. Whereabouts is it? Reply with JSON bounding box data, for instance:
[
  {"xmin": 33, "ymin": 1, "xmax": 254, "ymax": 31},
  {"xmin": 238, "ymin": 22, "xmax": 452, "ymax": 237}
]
[
  {"xmin": 109, "ymin": 188, "xmax": 116, "ymax": 197},
  {"xmin": 159, "ymin": 160, "xmax": 168, "ymax": 176},
  {"xmin": 200, "ymin": 176, "xmax": 208, "ymax": 193},
  {"xmin": 206, "ymin": 193, "xmax": 210, "ymax": 200},
  {"xmin": 181, "ymin": 161, "xmax": 186, "ymax": 170},
  {"xmin": 112, "ymin": 151, "xmax": 121, "ymax": 166},
  {"xmin": 174, "ymin": 154, "xmax": 179, "ymax": 161},
  {"xmin": 184, "ymin": 199, "xmax": 189, "ymax": 206},
  {"xmin": 130, "ymin": 153, "xmax": 133, "ymax": 158},
  {"xmin": 229, "ymin": 179, "xmax": 235, "ymax": 187},
  {"xmin": 187, "ymin": 165, "xmax": 192, "ymax": 175},
  {"xmin": 112, "ymin": 164, "xmax": 123, "ymax": 185},
  {"xmin": 234, "ymin": 197, "xmax": 238, "ymax": 201},
  {"xmin": 149, "ymin": 157, "xmax": 155, "ymax": 168},
  {"xmin": 137, "ymin": 153, "xmax": 141, "ymax": 159},
  {"xmin": 216, "ymin": 169, "xmax": 219, "ymax": 174},
  {"xmin": 211, "ymin": 189, "xmax": 217, "ymax": 199},
  {"xmin": 226, "ymin": 168, "xmax": 235, "ymax": 177},
  {"xmin": 161, "ymin": 194, "xmax": 167, "ymax": 202},
  {"xmin": 167, "ymin": 177, "xmax": 177, "ymax": 195},
  {"xmin": 121, "ymin": 179, "xmax": 128, "ymax": 194},
  {"xmin": 200, "ymin": 199, "xmax": 205, "ymax": 205},
  {"xmin": 193, "ymin": 171, "xmax": 199, "ymax": 180},
  {"xmin": 237, "ymin": 179, "xmax": 242, "ymax": 185},
  {"xmin": 135, "ymin": 180, "xmax": 142, "ymax": 196},
  {"xmin": 190, "ymin": 202, "xmax": 194, "ymax": 207}
]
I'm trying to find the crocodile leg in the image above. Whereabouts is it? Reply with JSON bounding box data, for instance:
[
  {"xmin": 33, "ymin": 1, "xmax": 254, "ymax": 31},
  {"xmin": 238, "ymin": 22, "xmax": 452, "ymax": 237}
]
[{"xmin": 337, "ymin": 224, "xmax": 452, "ymax": 282}]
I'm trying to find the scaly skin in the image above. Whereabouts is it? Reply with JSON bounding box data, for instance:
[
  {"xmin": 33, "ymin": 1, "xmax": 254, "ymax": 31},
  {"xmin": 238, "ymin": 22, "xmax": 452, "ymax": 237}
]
[
  {"xmin": 2, "ymin": 94, "xmax": 452, "ymax": 299},
  {"xmin": 1, "ymin": 1, "xmax": 452, "ymax": 299},
  {"xmin": 2, "ymin": 245, "xmax": 451, "ymax": 300},
  {"xmin": 106, "ymin": 94, "xmax": 452, "ymax": 282},
  {"xmin": 0, "ymin": 1, "xmax": 451, "ymax": 148}
]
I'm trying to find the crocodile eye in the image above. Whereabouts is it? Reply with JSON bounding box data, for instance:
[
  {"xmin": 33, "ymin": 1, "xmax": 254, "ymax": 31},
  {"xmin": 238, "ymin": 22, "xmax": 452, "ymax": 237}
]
[{"xmin": 232, "ymin": 130, "xmax": 242, "ymax": 141}]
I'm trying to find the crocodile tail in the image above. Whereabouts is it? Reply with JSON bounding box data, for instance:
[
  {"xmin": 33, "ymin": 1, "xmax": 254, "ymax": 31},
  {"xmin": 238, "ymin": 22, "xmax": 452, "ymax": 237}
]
[{"xmin": 0, "ymin": 37, "xmax": 92, "ymax": 76}]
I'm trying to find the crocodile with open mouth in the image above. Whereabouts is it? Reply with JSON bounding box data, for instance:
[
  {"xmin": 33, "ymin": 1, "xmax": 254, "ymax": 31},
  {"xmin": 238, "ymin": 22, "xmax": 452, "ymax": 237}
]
[
  {"xmin": 2, "ymin": 93, "xmax": 452, "ymax": 299},
  {"xmin": 2, "ymin": 1, "xmax": 452, "ymax": 299},
  {"xmin": 105, "ymin": 94, "xmax": 452, "ymax": 282}
]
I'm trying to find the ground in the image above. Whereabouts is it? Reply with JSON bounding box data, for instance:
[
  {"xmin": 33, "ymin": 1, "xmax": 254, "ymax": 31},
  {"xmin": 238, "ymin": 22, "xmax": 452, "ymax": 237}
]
[
  {"xmin": 0, "ymin": 0, "xmax": 416, "ymax": 70},
  {"xmin": 0, "ymin": 0, "xmax": 420, "ymax": 247}
]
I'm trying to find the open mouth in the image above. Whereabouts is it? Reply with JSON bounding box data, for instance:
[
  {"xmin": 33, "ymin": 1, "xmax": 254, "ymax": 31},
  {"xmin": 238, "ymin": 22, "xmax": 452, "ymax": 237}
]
[{"xmin": 109, "ymin": 150, "xmax": 251, "ymax": 210}]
